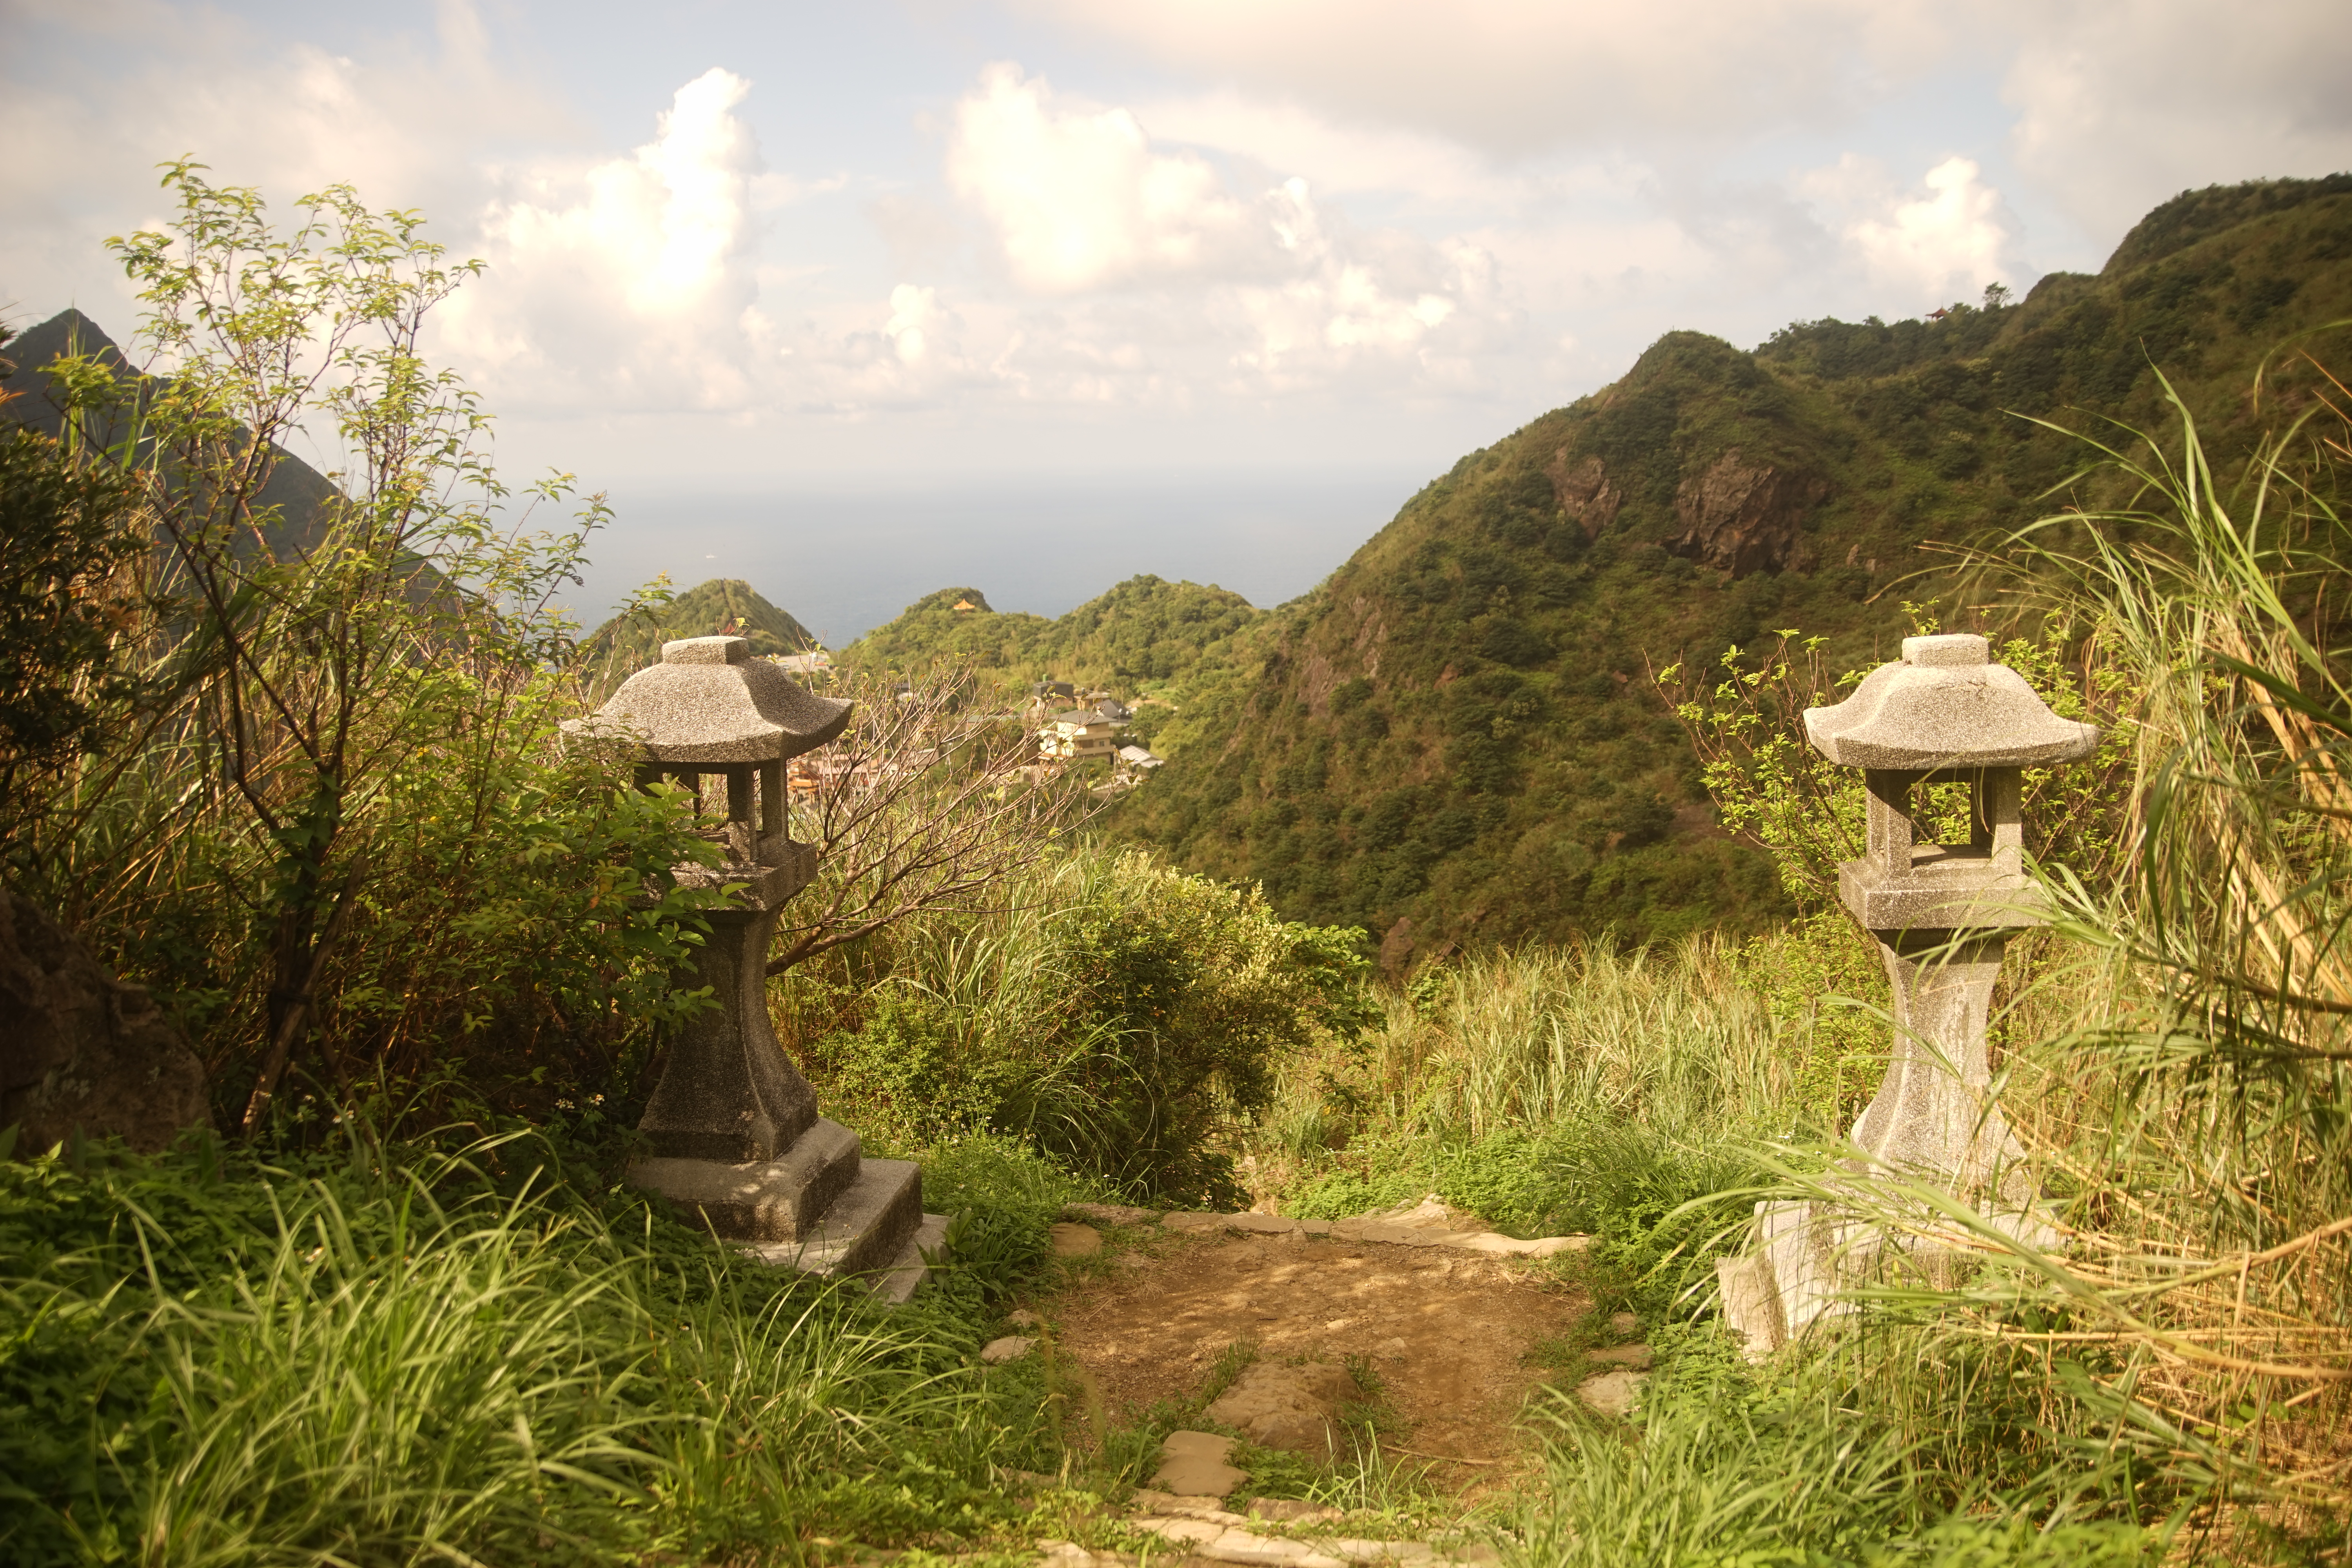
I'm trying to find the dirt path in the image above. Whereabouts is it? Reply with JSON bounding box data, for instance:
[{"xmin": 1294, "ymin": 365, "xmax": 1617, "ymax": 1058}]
[{"xmin": 1047, "ymin": 1226, "xmax": 1583, "ymax": 1488}]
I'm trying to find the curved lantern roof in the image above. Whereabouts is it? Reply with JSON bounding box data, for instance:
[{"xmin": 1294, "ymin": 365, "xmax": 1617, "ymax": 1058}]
[
  {"xmin": 1803, "ymin": 633, "xmax": 2099, "ymax": 771},
  {"xmin": 562, "ymin": 635, "xmax": 853, "ymax": 764}
]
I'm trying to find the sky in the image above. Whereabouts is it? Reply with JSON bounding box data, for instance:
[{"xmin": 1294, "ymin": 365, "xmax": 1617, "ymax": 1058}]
[{"xmin": 5, "ymin": 0, "xmax": 2351, "ymax": 641}]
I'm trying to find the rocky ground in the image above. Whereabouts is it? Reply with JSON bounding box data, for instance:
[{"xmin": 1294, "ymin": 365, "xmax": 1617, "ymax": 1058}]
[{"xmin": 972, "ymin": 1197, "xmax": 1655, "ymax": 1568}]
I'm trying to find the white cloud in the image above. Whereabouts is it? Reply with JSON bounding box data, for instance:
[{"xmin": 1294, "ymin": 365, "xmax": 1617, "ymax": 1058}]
[
  {"xmin": 1023, "ymin": 0, "xmax": 2352, "ymax": 260},
  {"xmin": 1015, "ymin": 0, "xmax": 1953, "ymax": 155},
  {"xmin": 1803, "ymin": 154, "xmax": 2021, "ymax": 309},
  {"xmin": 938, "ymin": 65, "xmax": 1510, "ymax": 396},
  {"xmin": 2002, "ymin": 0, "xmax": 2352, "ymax": 238},
  {"xmin": 437, "ymin": 68, "xmax": 766, "ymax": 408},
  {"xmin": 0, "ymin": 1, "xmax": 566, "ymax": 332},
  {"xmin": 945, "ymin": 64, "xmax": 1267, "ymax": 293},
  {"xmin": 1125, "ymin": 92, "xmax": 1517, "ymax": 208},
  {"xmin": 884, "ymin": 284, "xmax": 944, "ymax": 364},
  {"xmin": 28, "ymin": 0, "xmax": 2345, "ymax": 493}
]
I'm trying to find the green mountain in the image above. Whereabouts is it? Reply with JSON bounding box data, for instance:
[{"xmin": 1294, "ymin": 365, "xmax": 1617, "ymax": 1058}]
[
  {"xmin": 850, "ymin": 176, "xmax": 2352, "ymax": 955},
  {"xmin": 841, "ymin": 575, "xmax": 1262, "ymax": 691},
  {"xmin": 585, "ymin": 578, "xmax": 818, "ymax": 677}
]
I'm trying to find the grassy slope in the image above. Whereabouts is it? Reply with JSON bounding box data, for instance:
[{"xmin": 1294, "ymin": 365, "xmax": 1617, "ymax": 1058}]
[{"xmin": 1109, "ymin": 177, "xmax": 2352, "ymax": 952}]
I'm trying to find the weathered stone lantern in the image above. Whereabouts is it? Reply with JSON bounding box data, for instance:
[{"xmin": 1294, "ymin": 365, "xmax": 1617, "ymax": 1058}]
[
  {"xmin": 1719, "ymin": 633, "xmax": 2100, "ymax": 1354},
  {"xmin": 565, "ymin": 635, "xmax": 936, "ymax": 1293}
]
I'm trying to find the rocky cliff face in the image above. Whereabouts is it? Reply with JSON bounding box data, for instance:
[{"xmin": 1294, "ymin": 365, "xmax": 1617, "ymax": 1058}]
[
  {"xmin": 1545, "ymin": 452, "xmax": 1622, "ymax": 540},
  {"xmin": 1667, "ymin": 450, "xmax": 1829, "ymax": 577}
]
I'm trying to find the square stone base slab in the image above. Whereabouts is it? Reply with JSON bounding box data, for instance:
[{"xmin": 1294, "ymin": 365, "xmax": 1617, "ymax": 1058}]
[
  {"xmin": 1719, "ymin": 1193, "xmax": 2065, "ymax": 1361},
  {"xmin": 628, "ymin": 1117, "xmax": 860, "ymax": 1241},
  {"xmin": 867, "ymin": 1212, "xmax": 950, "ymax": 1305},
  {"xmin": 745, "ymin": 1155, "xmax": 925, "ymax": 1281}
]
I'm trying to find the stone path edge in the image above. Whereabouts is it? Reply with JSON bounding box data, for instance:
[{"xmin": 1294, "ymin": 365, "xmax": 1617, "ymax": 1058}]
[{"xmin": 1069, "ymin": 1203, "xmax": 1587, "ymax": 1258}]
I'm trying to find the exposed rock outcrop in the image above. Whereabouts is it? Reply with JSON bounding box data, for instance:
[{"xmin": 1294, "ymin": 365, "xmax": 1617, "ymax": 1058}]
[
  {"xmin": 1667, "ymin": 448, "xmax": 1828, "ymax": 576},
  {"xmin": 1377, "ymin": 916, "xmax": 1416, "ymax": 976},
  {"xmin": 1545, "ymin": 452, "xmax": 1622, "ymax": 539},
  {"xmin": 1204, "ymin": 1359, "xmax": 1356, "ymax": 1456},
  {"xmin": 0, "ymin": 889, "xmax": 212, "ymax": 1153}
]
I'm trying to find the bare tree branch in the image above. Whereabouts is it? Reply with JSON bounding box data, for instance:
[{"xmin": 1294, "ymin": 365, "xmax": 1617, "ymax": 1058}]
[{"xmin": 765, "ymin": 664, "xmax": 1090, "ymax": 976}]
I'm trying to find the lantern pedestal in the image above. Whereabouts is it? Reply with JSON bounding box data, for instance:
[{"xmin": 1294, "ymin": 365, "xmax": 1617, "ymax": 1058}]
[
  {"xmin": 1851, "ymin": 930, "xmax": 2034, "ymax": 1198},
  {"xmin": 1719, "ymin": 929, "xmax": 2061, "ymax": 1355},
  {"xmin": 628, "ymin": 833, "xmax": 931, "ymax": 1295},
  {"xmin": 1718, "ymin": 635, "xmax": 2095, "ymax": 1359},
  {"xmin": 565, "ymin": 635, "xmax": 940, "ymax": 1299}
]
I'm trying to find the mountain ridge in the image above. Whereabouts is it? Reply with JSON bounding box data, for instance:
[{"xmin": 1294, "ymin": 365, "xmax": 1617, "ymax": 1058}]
[{"xmin": 845, "ymin": 174, "xmax": 2352, "ymax": 953}]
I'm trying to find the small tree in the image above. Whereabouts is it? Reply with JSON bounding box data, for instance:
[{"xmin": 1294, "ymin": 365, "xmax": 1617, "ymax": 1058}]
[{"xmin": 12, "ymin": 164, "xmax": 715, "ymax": 1134}]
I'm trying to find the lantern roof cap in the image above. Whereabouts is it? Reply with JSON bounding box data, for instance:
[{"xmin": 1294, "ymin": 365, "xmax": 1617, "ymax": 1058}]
[
  {"xmin": 1802, "ymin": 633, "xmax": 2100, "ymax": 771},
  {"xmin": 561, "ymin": 635, "xmax": 853, "ymax": 764}
]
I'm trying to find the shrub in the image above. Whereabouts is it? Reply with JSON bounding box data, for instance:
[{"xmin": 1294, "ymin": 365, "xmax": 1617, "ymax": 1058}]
[{"xmin": 793, "ymin": 849, "xmax": 1374, "ymax": 1202}]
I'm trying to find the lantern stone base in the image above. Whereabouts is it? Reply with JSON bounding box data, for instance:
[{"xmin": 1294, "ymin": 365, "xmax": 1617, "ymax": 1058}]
[
  {"xmin": 1718, "ymin": 1190, "xmax": 2060, "ymax": 1361},
  {"xmin": 630, "ymin": 1118, "xmax": 938, "ymax": 1298}
]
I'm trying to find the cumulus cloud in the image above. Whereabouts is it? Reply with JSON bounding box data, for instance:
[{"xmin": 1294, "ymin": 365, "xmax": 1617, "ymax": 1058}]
[
  {"xmin": 946, "ymin": 64, "xmax": 1268, "ymax": 293},
  {"xmin": 437, "ymin": 68, "xmax": 767, "ymax": 408},
  {"xmin": 1803, "ymin": 154, "xmax": 2022, "ymax": 309},
  {"xmin": 940, "ymin": 65, "xmax": 1508, "ymax": 395}
]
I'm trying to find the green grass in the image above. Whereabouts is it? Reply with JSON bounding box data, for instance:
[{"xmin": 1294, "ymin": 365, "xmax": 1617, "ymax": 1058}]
[{"xmin": 0, "ymin": 1126, "xmax": 1048, "ymax": 1567}]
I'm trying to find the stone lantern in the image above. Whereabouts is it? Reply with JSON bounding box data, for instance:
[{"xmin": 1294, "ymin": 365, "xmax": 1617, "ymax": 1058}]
[
  {"xmin": 565, "ymin": 635, "xmax": 937, "ymax": 1294},
  {"xmin": 1719, "ymin": 632, "xmax": 2100, "ymax": 1355}
]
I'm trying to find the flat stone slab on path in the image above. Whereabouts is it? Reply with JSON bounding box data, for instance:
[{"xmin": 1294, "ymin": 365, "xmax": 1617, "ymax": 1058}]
[
  {"xmin": 1051, "ymin": 1222, "xmax": 1105, "ymax": 1256},
  {"xmin": 1575, "ymin": 1368, "xmax": 1649, "ymax": 1418},
  {"xmin": 1155, "ymin": 1430, "xmax": 1247, "ymax": 1496},
  {"xmin": 1204, "ymin": 1359, "xmax": 1356, "ymax": 1455},
  {"xmin": 1085, "ymin": 1494, "xmax": 1505, "ymax": 1568}
]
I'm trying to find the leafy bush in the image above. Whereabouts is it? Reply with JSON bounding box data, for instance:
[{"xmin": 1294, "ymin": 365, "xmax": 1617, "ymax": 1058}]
[
  {"xmin": 795, "ymin": 849, "xmax": 1374, "ymax": 1202},
  {"xmin": 0, "ymin": 419, "xmax": 146, "ymax": 784}
]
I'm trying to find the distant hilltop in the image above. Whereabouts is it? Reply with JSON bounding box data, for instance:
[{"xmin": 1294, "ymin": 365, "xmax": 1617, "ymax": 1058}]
[
  {"xmin": 583, "ymin": 579, "xmax": 819, "ymax": 679},
  {"xmin": 839, "ymin": 575, "xmax": 1257, "ymax": 691}
]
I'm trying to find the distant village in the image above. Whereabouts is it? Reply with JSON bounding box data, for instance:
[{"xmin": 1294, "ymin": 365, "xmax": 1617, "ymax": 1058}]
[
  {"xmin": 1020, "ymin": 679, "xmax": 1163, "ymax": 794},
  {"xmin": 750, "ymin": 626, "xmax": 1165, "ymax": 795}
]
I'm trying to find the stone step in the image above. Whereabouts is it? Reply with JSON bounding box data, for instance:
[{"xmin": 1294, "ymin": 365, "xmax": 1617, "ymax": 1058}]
[
  {"xmin": 747, "ymin": 1155, "xmax": 924, "ymax": 1279},
  {"xmin": 869, "ymin": 1212, "xmax": 950, "ymax": 1305}
]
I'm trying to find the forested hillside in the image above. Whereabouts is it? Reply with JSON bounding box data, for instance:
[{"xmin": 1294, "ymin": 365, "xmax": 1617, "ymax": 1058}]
[
  {"xmin": 817, "ymin": 177, "xmax": 2352, "ymax": 955},
  {"xmin": 584, "ymin": 577, "xmax": 817, "ymax": 679},
  {"xmin": 841, "ymin": 576, "xmax": 1262, "ymax": 691},
  {"xmin": 1114, "ymin": 176, "xmax": 2352, "ymax": 953}
]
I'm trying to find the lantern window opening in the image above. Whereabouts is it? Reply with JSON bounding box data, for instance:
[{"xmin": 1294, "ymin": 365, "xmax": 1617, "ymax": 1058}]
[
  {"xmin": 630, "ymin": 759, "xmax": 792, "ymax": 858},
  {"xmin": 1862, "ymin": 766, "xmax": 2025, "ymax": 883}
]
